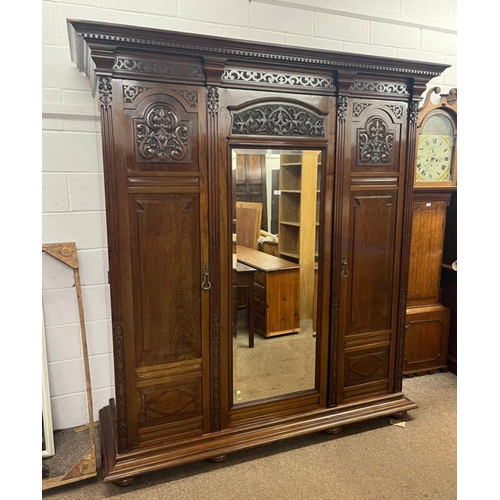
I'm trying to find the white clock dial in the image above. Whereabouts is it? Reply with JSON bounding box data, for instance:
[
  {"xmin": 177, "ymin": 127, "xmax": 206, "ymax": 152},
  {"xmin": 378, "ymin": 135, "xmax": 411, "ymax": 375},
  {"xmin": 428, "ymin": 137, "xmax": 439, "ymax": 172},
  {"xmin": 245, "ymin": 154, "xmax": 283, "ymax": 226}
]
[{"xmin": 416, "ymin": 134, "xmax": 453, "ymax": 182}]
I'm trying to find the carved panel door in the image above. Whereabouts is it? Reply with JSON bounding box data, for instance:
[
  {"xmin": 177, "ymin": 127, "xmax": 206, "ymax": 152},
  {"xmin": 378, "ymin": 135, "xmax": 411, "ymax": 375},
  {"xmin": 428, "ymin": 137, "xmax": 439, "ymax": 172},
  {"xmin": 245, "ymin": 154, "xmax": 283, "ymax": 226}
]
[
  {"xmin": 333, "ymin": 98, "xmax": 408, "ymax": 405},
  {"xmin": 105, "ymin": 80, "xmax": 211, "ymax": 450}
]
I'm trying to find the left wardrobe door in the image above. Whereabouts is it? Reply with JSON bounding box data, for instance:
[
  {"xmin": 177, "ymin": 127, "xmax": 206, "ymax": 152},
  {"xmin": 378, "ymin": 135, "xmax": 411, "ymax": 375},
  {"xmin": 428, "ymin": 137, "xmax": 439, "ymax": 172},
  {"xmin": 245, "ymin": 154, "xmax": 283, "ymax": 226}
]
[{"xmin": 103, "ymin": 80, "xmax": 211, "ymax": 451}]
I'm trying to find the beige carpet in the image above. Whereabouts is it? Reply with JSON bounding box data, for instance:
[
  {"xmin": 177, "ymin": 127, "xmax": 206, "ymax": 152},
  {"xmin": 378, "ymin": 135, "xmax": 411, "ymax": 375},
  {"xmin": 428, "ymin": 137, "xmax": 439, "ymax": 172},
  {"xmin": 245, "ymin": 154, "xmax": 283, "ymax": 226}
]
[
  {"xmin": 233, "ymin": 314, "xmax": 316, "ymax": 403},
  {"xmin": 42, "ymin": 371, "xmax": 457, "ymax": 500}
]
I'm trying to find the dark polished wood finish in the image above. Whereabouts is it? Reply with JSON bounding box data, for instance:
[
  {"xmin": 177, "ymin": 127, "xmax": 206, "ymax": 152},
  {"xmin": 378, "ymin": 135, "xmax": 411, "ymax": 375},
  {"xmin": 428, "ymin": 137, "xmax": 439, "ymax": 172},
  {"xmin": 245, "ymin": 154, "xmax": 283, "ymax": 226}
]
[{"xmin": 67, "ymin": 19, "xmax": 448, "ymax": 486}]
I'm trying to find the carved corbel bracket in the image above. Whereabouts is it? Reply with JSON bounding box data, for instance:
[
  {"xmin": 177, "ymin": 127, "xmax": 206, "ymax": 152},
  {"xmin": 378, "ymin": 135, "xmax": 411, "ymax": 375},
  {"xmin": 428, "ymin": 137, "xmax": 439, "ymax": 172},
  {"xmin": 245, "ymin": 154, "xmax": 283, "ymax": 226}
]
[
  {"xmin": 87, "ymin": 43, "xmax": 116, "ymax": 98},
  {"xmin": 203, "ymin": 56, "xmax": 228, "ymax": 86},
  {"xmin": 336, "ymin": 69, "xmax": 359, "ymax": 95}
]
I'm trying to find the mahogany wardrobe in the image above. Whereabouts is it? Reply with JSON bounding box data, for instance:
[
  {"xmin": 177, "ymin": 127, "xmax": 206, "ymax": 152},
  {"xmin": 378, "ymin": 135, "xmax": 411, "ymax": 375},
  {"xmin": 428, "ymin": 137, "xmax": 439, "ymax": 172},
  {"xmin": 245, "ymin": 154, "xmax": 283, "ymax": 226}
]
[{"xmin": 67, "ymin": 19, "xmax": 448, "ymax": 486}]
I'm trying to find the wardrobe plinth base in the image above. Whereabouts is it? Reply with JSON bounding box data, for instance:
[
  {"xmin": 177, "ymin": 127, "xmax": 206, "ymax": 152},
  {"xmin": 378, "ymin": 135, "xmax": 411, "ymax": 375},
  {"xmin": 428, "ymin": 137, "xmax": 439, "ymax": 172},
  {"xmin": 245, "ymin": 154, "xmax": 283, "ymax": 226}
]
[{"xmin": 100, "ymin": 393, "xmax": 418, "ymax": 485}]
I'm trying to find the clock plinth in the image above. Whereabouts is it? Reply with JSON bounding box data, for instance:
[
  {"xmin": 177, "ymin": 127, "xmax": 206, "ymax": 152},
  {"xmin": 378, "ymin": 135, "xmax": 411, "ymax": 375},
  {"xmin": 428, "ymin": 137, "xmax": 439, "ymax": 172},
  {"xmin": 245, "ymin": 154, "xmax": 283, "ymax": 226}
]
[{"xmin": 404, "ymin": 304, "xmax": 451, "ymax": 376}]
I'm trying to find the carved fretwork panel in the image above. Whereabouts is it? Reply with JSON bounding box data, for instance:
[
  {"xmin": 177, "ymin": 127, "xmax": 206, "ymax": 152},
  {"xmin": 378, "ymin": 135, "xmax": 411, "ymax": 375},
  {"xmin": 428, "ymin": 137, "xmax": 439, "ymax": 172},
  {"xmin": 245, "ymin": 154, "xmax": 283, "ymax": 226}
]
[
  {"xmin": 350, "ymin": 100, "xmax": 405, "ymax": 173},
  {"xmin": 135, "ymin": 103, "xmax": 190, "ymax": 162},
  {"xmin": 358, "ymin": 116, "xmax": 395, "ymax": 164},
  {"xmin": 349, "ymin": 80, "xmax": 409, "ymax": 96},
  {"xmin": 221, "ymin": 67, "xmax": 337, "ymax": 94},
  {"xmin": 113, "ymin": 55, "xmax": 205, "ymax": 84},
  {"xmin": 229, "ymin": 101, "xmax": 325, "ymax": 137},
  {"xmin": 119, "ymin": 85, "xmax": 200, "ymax": 172}
]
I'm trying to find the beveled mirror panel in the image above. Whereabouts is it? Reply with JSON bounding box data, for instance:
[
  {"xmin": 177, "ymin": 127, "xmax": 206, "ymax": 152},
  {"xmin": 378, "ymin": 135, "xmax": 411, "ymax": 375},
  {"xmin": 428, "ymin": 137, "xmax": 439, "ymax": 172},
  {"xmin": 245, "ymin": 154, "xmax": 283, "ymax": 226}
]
[{"xmin": 231, "ymin": 149, "xmax": 322, "ymax": 404}]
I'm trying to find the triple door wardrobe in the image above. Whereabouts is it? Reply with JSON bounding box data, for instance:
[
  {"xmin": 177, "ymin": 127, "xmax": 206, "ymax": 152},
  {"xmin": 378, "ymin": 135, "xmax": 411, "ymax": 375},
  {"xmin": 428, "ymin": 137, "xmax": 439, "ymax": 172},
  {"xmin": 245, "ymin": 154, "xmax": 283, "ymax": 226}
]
[{"xmin": 67, "ymin": 19, "xmax": 449, "ymax": 485}]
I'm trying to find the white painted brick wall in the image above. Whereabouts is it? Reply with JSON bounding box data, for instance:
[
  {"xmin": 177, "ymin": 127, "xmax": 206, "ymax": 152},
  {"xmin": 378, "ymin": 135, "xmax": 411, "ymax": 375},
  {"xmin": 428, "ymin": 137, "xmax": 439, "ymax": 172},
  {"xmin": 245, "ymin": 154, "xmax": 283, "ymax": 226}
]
[
  {"xmin": 41, "ymin": 0, "xmax": 457, "ymax": 430},
  {"xmin": 251, "ymin": 2, "xmax": 314, "ymax": 35},
  {"xmin": 314, "ymin": 12, "xmax": 370, "ymax": 43}
]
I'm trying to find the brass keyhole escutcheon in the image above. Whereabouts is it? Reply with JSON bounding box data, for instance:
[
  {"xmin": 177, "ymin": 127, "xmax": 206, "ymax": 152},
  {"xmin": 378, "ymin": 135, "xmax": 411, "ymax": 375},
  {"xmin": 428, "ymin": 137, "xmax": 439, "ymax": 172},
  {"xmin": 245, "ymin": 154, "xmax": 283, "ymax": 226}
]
[
  {"xmin": 340, "ymin": 256, "xmax": 349, "ymax": 279},
  {"xmin": 201, "ymin": 265, "xmax": 211, "ymax": 292}
]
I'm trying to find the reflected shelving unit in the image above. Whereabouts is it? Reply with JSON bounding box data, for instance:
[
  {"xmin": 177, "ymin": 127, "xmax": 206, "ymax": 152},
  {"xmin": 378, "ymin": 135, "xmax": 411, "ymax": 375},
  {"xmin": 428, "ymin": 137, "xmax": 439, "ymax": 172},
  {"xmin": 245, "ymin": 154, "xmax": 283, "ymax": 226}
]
[{"xmin": 278, "ymin": 151, "xmax": 321, "ymax": 320}]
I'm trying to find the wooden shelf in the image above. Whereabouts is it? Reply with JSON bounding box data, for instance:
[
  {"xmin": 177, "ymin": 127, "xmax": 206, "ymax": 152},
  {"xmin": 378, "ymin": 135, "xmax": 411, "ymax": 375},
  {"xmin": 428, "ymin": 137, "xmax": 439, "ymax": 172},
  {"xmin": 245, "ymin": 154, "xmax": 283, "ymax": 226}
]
[{"xmin": 278, "ymin": 151, "xmax": 321, "ymax": 320}]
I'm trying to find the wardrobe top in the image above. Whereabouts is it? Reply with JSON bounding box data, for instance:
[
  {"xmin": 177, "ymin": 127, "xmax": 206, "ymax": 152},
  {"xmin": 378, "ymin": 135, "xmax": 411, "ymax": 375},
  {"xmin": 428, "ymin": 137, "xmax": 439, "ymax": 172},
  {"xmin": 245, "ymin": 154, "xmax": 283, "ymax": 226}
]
[{"xmin": 67, "ymin": 18, "xmax": 449, "ymax": 85}]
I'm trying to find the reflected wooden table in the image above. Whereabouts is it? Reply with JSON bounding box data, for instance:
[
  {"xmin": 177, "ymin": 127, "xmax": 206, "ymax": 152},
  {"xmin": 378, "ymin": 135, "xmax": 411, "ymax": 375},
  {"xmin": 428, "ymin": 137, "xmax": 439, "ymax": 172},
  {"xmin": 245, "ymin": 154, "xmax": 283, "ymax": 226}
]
[
  {"xmin": 236, "ymin": 245, "xmax": 300, "ymax": 338},
  {"xmin": 234, "ymin": 262, "xmax": 257, "ymax": 348}
]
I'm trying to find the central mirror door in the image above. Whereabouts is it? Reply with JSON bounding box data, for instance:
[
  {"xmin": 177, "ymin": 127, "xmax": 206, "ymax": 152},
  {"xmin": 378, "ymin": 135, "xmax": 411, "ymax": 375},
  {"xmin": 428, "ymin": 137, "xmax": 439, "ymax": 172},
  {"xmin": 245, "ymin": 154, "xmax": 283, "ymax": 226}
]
[{"xmin": 231, "ymin": 148, "xmax": 322, "ymax": 404}]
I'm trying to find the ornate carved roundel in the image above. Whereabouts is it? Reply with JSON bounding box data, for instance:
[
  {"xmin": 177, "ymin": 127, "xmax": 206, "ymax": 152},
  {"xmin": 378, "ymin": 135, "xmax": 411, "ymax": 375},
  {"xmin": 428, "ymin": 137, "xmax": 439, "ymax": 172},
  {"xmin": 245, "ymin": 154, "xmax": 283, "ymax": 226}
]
[
  {"xmin": 358, "ymin": 116, "xmax": 394, "ymax": 164},
  {"xmin": 135, "ymin": 104, "xmax": 189, "ymax": 162}
]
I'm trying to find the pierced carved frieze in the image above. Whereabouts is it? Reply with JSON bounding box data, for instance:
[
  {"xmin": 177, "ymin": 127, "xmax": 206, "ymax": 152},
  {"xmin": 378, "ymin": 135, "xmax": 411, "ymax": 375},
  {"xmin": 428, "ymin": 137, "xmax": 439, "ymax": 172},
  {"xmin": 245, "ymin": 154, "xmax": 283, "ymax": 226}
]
[
  {"xmin": 358, "ymin": 116, "xmax": 395, "ymax": 164},
  {"xmin": 230, "ymin": 103, "xmax": 325, "ymax": 137},
  {"xmin": 134, "ymin": 104, "xmax": 190, "ymax": 162},
  {"xmin": 349, "ymin": 81, "xmax": 409, "ymax": 95},
  {"xmin": 221, "ymin": 68, "xmax": 336, "ymax": 91},
  {"xmin": 114, "ymin": 56, "xmax": 204, "ymax": 81}
]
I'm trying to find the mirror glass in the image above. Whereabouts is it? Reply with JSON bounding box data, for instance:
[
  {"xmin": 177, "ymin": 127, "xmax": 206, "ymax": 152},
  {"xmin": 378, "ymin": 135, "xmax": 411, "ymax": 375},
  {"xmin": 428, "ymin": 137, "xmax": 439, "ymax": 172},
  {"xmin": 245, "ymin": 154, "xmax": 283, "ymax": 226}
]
[{"xmin": 231, "ymin": 149, "xmax": 322, "ymax": 404}]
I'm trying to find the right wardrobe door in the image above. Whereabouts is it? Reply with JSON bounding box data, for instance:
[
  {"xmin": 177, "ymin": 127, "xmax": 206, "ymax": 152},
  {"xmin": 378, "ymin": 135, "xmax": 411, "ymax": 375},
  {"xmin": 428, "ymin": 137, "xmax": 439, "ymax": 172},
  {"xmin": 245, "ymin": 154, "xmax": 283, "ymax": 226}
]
[{"xmin": 332, "ymin": 97, "xmax": 409, "ymax": 406}]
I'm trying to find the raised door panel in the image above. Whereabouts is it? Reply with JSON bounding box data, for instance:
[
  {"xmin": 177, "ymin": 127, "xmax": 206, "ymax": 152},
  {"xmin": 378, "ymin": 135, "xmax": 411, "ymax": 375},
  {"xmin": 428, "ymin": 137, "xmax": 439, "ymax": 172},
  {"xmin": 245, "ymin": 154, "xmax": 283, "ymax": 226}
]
[
  {"xmin": 130, "ymin": 194, "xmax": 203, "ymax": 367},
  {"xmin": 340, "ymin": 191, "xmax": 398, "ymax": 401},
  {"xmin": 108, "ymin": 81, "xmax": 210, "ymax": 448},
  {"xmin": 346, "ymin": 192, "xmax": 398, "ymax": 336}
]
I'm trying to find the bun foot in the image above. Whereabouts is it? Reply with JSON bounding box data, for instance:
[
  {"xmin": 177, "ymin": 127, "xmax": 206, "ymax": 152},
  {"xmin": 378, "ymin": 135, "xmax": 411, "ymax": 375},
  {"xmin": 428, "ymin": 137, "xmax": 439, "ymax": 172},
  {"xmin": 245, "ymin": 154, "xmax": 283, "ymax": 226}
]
[
  {"xmin": 112, "ymin": 476, "xmax": 138, "ymax": 487},
  {"xmin": 324, "ymin": 427, "xmax": 342, "ymax": 435},
  {"xmin": 390, "ymin": 411, "xmax": 407, "ymax": 419}
]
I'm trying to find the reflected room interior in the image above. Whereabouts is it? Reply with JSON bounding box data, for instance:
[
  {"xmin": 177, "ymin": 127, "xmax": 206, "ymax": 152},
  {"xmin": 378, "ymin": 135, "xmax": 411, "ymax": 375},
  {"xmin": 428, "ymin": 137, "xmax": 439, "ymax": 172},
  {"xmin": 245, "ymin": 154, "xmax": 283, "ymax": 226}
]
[{"xmin": 231, "ymin": 149, "xmax": 322, "ymax": 405}]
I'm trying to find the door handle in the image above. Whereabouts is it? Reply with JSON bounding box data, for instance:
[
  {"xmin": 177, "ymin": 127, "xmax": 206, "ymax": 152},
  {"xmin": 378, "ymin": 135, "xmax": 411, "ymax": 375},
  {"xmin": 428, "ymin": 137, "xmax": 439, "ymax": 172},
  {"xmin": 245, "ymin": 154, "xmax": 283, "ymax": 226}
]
[{"xmin": 340, "ymin": 256, "xmax": 349, "ymax": 279}]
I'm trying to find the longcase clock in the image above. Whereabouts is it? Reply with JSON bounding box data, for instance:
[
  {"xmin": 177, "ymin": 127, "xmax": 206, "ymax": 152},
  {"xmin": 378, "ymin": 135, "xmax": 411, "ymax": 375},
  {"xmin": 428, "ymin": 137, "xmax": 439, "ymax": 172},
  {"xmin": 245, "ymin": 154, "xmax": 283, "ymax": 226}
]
[{"xmin": 403, "ymin": 87, "xmax": 457, "ymax": 376}]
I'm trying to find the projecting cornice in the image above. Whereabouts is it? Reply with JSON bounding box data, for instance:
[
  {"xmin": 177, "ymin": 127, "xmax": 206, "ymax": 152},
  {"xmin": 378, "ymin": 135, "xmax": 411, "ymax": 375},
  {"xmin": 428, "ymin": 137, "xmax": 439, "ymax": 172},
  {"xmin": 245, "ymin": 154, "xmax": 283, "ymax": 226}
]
[{"xmin": 67, "ymin": 19, "xmax": 449, "ymax": 95}]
